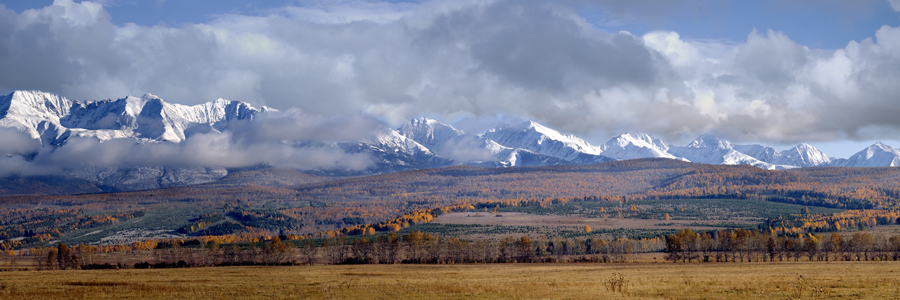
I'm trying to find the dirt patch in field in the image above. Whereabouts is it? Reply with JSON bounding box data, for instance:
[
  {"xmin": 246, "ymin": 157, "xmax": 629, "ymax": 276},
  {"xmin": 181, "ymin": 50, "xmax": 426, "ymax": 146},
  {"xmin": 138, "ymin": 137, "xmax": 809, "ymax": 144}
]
[{"xmin": 433, "ymin": 212, "xmax": 738, "ymax": 230}]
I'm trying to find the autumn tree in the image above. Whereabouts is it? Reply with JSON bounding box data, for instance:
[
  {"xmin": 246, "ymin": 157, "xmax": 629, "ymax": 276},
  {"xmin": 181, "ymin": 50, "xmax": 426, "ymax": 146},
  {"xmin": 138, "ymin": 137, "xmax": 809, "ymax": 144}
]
[
  {"xmin": 804, "ymin": 234, "xmax": 819, "ymax": 261},
  {"xmin": 665, "ymin": 235, "xmax": 682, "ymax": 263},
  {"xmin": 516, "ymin": 236, "xmax": 533, "ymax": 262},
  {"xmin": 56, "ymin": 243, "xmax": 77, "ymax": 270},
  {"xmin": 46, "ymin": 247, "xmax": 58, "ymax": 270},
  {"xmin": 828, "ymin": 233, "xmax": 844, "ymax": 261},
  {"xmin": 850, "ymin": 232, "xmax": 874, "ymax": 261}
]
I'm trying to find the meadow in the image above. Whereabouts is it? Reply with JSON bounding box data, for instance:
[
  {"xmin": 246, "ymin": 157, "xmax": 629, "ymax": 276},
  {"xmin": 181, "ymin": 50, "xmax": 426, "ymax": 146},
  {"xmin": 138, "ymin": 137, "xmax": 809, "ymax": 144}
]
[{"xmin": 1, "ymin": 261, "xmax": 900, "ymax": 299}]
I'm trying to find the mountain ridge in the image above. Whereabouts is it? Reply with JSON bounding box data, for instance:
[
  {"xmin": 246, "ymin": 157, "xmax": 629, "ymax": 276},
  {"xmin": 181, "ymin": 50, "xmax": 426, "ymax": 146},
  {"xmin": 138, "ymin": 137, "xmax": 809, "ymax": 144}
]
[{"xmin": 1, "ymin": 90, "xmax": 898, "ymax": 191}]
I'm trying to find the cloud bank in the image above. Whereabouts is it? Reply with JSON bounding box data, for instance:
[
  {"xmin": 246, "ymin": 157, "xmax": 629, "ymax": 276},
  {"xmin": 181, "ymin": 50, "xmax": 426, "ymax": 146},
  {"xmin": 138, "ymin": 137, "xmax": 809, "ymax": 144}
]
[
  {"xmin": 0, "ymin": 111, "xmax": 381, "ymax": 177},
  {"xmin": 2, "ymin": 0, "xmax": 900, "ymax": 145}
]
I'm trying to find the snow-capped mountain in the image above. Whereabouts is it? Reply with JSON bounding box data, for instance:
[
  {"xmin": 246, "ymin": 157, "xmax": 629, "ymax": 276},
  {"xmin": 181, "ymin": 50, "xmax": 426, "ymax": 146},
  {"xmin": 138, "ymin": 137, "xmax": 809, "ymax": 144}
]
[
  {"xmin": 0, "ymin": 90, "xmax": 272, "ymax": 146},
  {"xmin": 398, "ymin": 117, "xmax": 466, "ymax": 149},
  {"xmin": 3, "ymin": 90, "xmax": 900, "ymax": 193},
  {"xmin": 397, "ymin": 117, "xmax": 495, "ymax": 163},
  {"xmin": 734, "ymin": 143, "xmax": 831, "ymax": 167},
  {"xmin": 597, "ymin": 132, "xmax": 676, "ymax": 160},
  {"xmin": 836, "ymin": 142, "xmax": 900, "ymax": 167},
  {"xmin": 667, "ymin": 134, "xmax": 789, "ymax": 170},
  {"xmin": 0, "ymin": 90, "xmax": 272, "ymax": 190},
  {"xmin": 398, "ymin": 117, "xmax": 577, "ymax": 167},
  {"xmin": 328, "ymin": 128, "xmax": 455, "ymax": 175},
  {"xmin": 482, "ymin": 121, "xmax": 612, "ymax": 164},
  {"xmin": 781, "ymin": 143, "xmax": 832, "ymax": 167}
]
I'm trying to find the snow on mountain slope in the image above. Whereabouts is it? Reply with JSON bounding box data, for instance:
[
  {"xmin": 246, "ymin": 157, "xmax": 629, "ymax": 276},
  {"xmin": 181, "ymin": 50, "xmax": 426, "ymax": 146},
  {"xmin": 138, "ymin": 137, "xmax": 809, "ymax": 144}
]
[
  {"xmin": 398, "ymin": 117, "xmax": 465, "ymax": 149},
  {"xmin": 488, "ymin": 148, "xmax": 571, "ymax": 167},
  {"xmin": 0, "ymin": 90, "xmax": 74, "ymax": 143},
  {"xmin": 7, "ymin": 90, "xmax": 900, "ymax": 193},
  {"xmin": 837, "ymin": 142, "xmax": 900, "ymax": 167},
  {"xmin": 778, "ymin": 143, "xmax": 832, "ymax": 167},
  {"xmin": 731, "ymin": 144, "xmax": 779, "ymax": 163},
  {"xmin": 398, "ymin": 117, "xmax": 570, "ymax": 165},
  {"xmin": 366, "ymin": 128, "xmax": 435, "ymax": 156},
  {"xmin": 327, "ymin": 132, "xmax": 454, "ymax": 176},
  {"xmin": 482, "ymin": 120, "xmax": 609, "ymax": 162},
  {"xmin": 0, "ymin": 90, "xmax": 273, "ymax": 145},
  {"xmin": 398, "ymin": 117, "xmax": 494, "ymax": 162},
  {"xmin": 732, "ymin": 143, "xmax": 831, "ymax": 167},
  {"xmin": 0, "ymin": 90, "xmax": 275, "ymax": 190},
  {"xmin": 598, "ymin": 132, "xmax": 676, "ymax": 160},
  {"xmin": 667, "ymin": 134, "xmax": 789, "ymax": 169}
]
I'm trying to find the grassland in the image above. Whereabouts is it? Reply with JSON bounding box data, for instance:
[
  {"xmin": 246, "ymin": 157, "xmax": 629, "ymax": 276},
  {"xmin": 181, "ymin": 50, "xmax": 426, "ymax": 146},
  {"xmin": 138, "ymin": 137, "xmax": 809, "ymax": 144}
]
[{"xmin": 2, "ymin": 261, "xmax": 900, "ymax": 299}]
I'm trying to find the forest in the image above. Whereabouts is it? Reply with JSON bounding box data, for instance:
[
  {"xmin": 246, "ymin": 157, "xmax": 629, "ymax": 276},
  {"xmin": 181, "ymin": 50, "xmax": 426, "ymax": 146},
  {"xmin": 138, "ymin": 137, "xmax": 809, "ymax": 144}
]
[{"xmin": 2, "ymin": 158, "xmax": 900, "ymax": 270}]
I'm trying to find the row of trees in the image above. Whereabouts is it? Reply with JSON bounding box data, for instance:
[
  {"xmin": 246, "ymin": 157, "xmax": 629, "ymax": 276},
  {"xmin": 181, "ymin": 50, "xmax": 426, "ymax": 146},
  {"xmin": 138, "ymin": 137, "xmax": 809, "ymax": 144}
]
[
  {"xmin": 10, "ymin": 228, "xmax": 900, "ymax": 270},
  {"xmin": 308, "ymin": 232, "xmax": 662, "ymax": 265},
  {"xmin": 10, "ymin": 233, "xmax": 663, "ymax": 270},
  {"xmin": 664, "ymin": 228, "xmax": 900, "ymax": 263}
]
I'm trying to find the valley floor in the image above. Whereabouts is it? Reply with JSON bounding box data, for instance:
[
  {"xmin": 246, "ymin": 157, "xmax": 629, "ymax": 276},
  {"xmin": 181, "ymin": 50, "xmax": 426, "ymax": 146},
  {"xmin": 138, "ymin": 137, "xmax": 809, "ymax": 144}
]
[{"xmin": 1, "ymin": 261, "xmax": 899, "ymax": 299}]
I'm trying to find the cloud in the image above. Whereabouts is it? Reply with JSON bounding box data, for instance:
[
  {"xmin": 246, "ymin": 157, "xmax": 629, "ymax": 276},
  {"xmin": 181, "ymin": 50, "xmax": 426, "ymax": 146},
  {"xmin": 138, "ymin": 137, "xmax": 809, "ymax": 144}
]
[
  {"xmin": 891, "ymin": 0, "xmax": 900, "ymax": 12},
  {"xmin": 2, "ymin": 110, "xmax": 380, "ymax": 174},
  {"xmin": 431, "ymin": 135, "xmax": 498, "ymax": 163},
  {"xmin": 1, "ymin": 0, "xmax": 900, "ymax": 147},
  {"xmin": 0, "ymin": 128, "xmax": 42, "ymax": 155},
  {"xmin": 228, "ymin": 109, "xmax": 389, "ymax": 144}
]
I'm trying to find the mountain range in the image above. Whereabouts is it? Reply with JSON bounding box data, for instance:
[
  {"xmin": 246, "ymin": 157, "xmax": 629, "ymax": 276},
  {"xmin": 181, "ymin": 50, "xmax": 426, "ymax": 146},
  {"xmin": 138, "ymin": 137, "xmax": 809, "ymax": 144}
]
[{"xmin": 2, "ymin": 90, "xmax": 900, "ymax": 192}]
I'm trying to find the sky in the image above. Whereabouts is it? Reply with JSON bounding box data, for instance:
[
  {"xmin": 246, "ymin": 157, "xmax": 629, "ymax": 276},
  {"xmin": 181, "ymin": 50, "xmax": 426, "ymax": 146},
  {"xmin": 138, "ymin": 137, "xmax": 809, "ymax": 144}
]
[{"xmin": 1, "ymin": 0, "xmax": 900, "ymax": 158}]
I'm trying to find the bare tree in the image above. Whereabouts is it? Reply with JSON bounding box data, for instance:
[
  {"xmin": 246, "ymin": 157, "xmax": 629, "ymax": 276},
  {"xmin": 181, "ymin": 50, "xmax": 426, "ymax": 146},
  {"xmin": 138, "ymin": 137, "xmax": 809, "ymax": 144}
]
[{"xmin": 300, "ymin": 240, "xmax": 318, "ymax": 265}]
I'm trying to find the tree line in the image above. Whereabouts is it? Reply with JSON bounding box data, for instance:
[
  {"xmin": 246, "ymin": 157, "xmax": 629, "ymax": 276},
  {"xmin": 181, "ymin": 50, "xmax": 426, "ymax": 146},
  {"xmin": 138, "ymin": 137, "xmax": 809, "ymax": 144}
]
[
  {"xmin": 4, "ymin": 232, "xmax": 663, "ymax": 270},
  {"xmin": 664, "ymin": 228, "xmax": 900, "ymax": 263}
]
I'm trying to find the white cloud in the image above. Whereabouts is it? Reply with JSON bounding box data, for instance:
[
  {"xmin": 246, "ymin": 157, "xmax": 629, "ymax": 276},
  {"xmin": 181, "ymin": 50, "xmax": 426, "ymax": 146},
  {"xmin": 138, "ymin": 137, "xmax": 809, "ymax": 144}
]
[
  {"xmin": 2, "ymin": 0, "xmax": 900, "ymax": 146},
  {"xmin": 890, "ymin": 0, "xmax": 900, "ymax": 12},
  {"xmin": 18, "ymin": 111, "xmax": 383, "ymax": 172}
]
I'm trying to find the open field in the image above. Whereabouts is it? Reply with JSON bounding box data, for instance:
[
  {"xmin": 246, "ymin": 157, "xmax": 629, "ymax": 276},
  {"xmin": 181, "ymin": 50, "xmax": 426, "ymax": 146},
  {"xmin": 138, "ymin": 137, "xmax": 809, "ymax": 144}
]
[{"xmin": 1, "ymin": 262, "xmax": 900, "ymax": 299}]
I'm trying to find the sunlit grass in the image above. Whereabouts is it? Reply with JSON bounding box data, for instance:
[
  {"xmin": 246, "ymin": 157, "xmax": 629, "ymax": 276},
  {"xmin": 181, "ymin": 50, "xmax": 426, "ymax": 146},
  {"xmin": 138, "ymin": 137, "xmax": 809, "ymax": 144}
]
[{"xmin": 1, "ymin": 262, "xmax": 899, "ymax": 299}]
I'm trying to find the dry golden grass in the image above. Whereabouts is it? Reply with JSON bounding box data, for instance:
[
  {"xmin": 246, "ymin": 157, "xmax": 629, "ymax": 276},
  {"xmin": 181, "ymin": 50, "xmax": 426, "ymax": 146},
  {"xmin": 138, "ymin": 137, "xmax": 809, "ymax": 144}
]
[{"xmin": 1, "ymin": 261, "xmax": 899, "ymax": 299}]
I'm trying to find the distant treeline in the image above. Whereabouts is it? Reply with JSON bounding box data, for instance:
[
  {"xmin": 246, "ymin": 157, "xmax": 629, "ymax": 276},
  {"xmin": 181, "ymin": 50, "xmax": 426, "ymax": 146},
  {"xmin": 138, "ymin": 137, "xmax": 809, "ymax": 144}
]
[
  {"xmin": 5, "ymin": 233, "xmax": 663, "ymax": 270},
  {"xmin": 4, "ymin": 228, "xmax": 900, "ymax": 271},
  {"xmin": 664, "ymin": 228, "xmax": 900, "ymax": 263}
]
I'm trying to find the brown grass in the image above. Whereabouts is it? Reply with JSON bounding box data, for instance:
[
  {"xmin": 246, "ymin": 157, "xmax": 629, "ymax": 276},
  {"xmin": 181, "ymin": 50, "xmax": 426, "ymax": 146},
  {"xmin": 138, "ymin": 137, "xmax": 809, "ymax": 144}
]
[{"xmin": 0, "ymin": 262, "xmax": 899, "ymax": 299}]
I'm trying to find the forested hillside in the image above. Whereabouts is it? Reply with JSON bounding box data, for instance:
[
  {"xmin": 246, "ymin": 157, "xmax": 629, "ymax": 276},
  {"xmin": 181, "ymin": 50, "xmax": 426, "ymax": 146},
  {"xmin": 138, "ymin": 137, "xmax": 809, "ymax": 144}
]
[{"xmin": 2, "ymin": 158, "xmax": 900, "ymax": 251}]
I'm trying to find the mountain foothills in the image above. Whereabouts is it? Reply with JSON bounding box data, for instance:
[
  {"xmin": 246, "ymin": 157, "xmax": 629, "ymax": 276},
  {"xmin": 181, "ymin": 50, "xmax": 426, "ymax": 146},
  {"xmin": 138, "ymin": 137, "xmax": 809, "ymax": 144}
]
[{"xmin": 2, "ymin": 90, "xmax": 900, "ymax": 192}]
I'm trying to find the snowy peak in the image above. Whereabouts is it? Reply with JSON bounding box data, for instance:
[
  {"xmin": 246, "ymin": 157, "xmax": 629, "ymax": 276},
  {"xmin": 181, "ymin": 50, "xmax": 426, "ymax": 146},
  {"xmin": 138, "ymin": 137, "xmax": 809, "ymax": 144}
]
[
  {"xmin": 398, "ymin": 117, "xmax": 465, "ymax": 148},
  {"xmin": 840, "ymin": 142, "xmax": 900, "ymax": 167},
  {"xmin": 0, "ymin": 90, "xmax": 74, "ymax": 139},
  {"xmin": 780, "ymin": 143, "xmax": 831, "ymax": 167},
  {"xmin": 608, "ymin": 132, "xmax": 669, "ymax": 150},
  {"xmin": 668, "ymin": 134, "xmax": 785, "ymax": 169},
  {"xmin": 6, "ymin": 90, "xmax": 73, "ymax": 118},
  {"xmin": 598, "ymin": 132, "xmax": 675, "ymax": 160},
  {"xmin": 687, "ymin": 133, "xmax": 731, "ymax": 149},
  {"xmin": 871, "ymin": 141, "xmax": 894, "ymax": 152},
  {"xmin": 483, "ymin": 120, "xmax": 602, "ymax": 161},
  {"xmin": 398, "ymin": 117, "xmax": 513, "ymax": 164},
  {"xmin": 0, "ymin": 90, "xmax": 273, "ymax": 144},
  {"xmin": 731, "ymin": 142, "xmax": 830, "ymax": 167}
]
